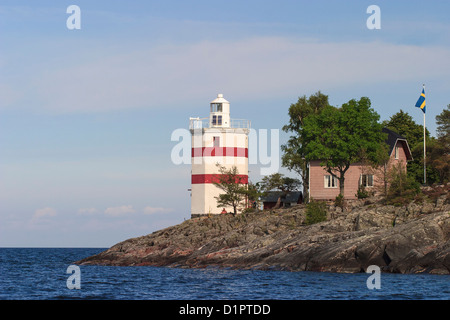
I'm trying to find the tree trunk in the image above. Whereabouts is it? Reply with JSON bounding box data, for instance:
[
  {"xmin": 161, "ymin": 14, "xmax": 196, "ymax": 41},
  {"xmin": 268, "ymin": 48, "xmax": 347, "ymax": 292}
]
[
  {"xmin": 337, "ymin": 166, "xmax": 349, "ymax": 199},
  {"xmin": 383, "ymin": 164, "xmax": 388, "ymax": 198},
  {"xmin": 303, "ymin": 184, "xmax": 309, "ymax": 204},
  {"xmin": 302, "ymin": 164, "xmax": 309, "ymax": 204},
  {"xmin": 338, "ymin": 174, "xmax": 346, "ymax": 212},
  {"xmin": 274, "ymin": 196, "xmax": 282, "ymax": 209},
  {"xmin": 339, "ymin": 176, "xmax": 345, "ymax": 197}
]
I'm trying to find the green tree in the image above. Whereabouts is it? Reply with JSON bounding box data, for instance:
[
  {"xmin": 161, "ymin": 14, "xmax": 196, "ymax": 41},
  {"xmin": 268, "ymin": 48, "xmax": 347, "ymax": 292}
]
[
  {"xmin": 426, "ymin": 139, "xmax": 450, "ymax": 183},
  {"xmin": 282, "ymin": 91, "xmax": 330, "ymax": 202},
  {"xmin": 372, "ymin": 142, "xmax": 392, "ymax": 199},
  {"xmin": 305, "ymin": 200, "xmax": 327, "ymax": 225},
  {"xmin": 436, "ymin": 104, "xmax": 450, "ymax": 143},
  {"xmin": 213, "ymin": 164, "xmax": 248, "ymax": 216},
  {"xmin": 410, "ymin": 138, "xmax": 441, "ymax": 184},
  {"xmin": 259, "ymin": 173, "xmax": 301, "ymax": 209},
  {"xmin": 386, "ymin": 162, "xmax": 421, "ymax": 206},
  {"xmin": 243, "ymin": 181, "xmax": 264, "ymax": 212},
  {"xmin": 303, "ymin": 97, "xmax": 386, "ymax": 199},
  {"xmin": 431, "ymin": 104, "xmax": 450, "ymax": 183}
]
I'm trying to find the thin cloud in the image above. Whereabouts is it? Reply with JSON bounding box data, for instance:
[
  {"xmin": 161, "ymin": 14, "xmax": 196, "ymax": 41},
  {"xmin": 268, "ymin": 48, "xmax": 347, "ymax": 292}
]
[
  {"xmin": 77, "ymin": 207, "xmax": 99, "ymax": 215},
  {"xmin": 27, "ymin": 37, "xmax": 450, "ymax": 114},
  {"xmin": 143, "ymin": 206, "xmax": 173, "ymax": 215},
  {"xmin": 104, "ymin": 205, "xmax": 135, "ymax": 217},
  {"xmin": 32, "ymin": 207, "xmax": 57, "ymax": 220}
]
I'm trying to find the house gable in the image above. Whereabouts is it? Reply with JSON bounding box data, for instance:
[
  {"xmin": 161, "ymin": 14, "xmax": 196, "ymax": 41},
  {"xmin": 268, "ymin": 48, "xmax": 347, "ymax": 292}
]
[{"xmin": 382, "ymin": 127, "xmax": 413, "ymax": 161}]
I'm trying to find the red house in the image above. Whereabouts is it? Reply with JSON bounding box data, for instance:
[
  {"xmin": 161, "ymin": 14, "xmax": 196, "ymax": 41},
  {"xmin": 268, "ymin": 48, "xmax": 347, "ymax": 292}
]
[{"xmin": 308, "ymin": 128, "xmax": 413, "ymax": 201}]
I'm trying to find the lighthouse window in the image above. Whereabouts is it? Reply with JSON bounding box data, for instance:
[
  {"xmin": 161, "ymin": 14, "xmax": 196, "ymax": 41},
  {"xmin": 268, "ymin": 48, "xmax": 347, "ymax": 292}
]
[
  {"xmin": 212, "ymin": 115, "xmax": 222, "ymax": 126},
  {"xmin": 213, "ymin": 136, "xmax": 220, "ymax": 147},
  {"xmin": 211, "ymin": 103, "xmax": 222, "ymax": 112}
]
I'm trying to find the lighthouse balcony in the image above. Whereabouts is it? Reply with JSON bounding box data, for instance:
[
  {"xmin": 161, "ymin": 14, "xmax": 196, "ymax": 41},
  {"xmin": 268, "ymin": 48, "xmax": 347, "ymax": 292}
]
[{"xmin": 190, "ymin": 118, "xmax": 250, "ymax": 130}]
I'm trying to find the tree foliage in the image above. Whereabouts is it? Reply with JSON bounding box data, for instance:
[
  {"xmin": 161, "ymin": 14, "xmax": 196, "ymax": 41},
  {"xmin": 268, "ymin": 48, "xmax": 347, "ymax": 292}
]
[
  {"xmin": 305, "ymin": 200, "xmax": 327, "ymax": 225},
  {"xmin": 213, "ymin": 164, "xmax": 248, "ymax": 216},
  {"xmin": 436, "ymin": 104, "xmax": 450, "ymax": 143},
  {"xmin": 426, "ymin": 139, "xmax": 450, "ymax": 184},
  {"xmin": 372, "ymin": 142, "xmax": 392, "ymax": 198},
  {"xmin": 282, "ymin": 91, "xmax": 330, "ymax": 202},
  {"xmin": 386, "ymin": 162, "xmax": 421, "ymax": 206},
  {"xmin": 432, "ymin": 104, "xmax": 450, "ymax": 183},
  {"xmin": 244, "ymin": 181, "xmax": 265, "ymax": 212}
]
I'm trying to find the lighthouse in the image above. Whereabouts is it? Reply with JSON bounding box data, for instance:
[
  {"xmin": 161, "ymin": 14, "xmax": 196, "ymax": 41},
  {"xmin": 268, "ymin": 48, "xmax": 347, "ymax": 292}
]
[{"xmin": 189, "ymin": 94, "xmax": 250, "ymax": 218}]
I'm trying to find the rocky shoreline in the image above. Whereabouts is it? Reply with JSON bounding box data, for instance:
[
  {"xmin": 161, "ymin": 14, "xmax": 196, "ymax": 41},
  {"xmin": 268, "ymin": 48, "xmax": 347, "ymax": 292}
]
[{"xmin": 76, "ymin": 191, "xmax": 450, "ymax": 275}]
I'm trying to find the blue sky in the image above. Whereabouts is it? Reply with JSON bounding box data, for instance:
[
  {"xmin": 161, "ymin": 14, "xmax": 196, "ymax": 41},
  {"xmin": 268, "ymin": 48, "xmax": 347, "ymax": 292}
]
[{"xmin": 1, "ymin": 1, "xmax": 449, "ymax": 247}]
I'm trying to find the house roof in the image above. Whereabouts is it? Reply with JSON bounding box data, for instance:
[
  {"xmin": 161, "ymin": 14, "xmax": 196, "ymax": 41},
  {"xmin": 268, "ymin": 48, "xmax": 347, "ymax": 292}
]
[
  {"xmin": 261, "ymin": 191, "xmax": 302, "ymax": 203},
  {"xmin": 382, "ymin": 127, "xmax": 413, "ymax": 160}
]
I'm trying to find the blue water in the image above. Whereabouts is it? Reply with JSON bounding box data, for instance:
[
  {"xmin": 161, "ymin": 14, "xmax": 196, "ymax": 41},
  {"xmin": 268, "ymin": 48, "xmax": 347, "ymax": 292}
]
[{"xmin": 0, "ymin": 248, "xmax": 448, "ymax": 300}]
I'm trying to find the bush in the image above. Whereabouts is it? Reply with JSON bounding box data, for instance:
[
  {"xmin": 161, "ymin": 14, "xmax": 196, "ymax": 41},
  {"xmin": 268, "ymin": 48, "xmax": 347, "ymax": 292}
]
[
  {"xmin": 305, "ymin": 200, "xmax": 327, "ymax": 225},
  {"xmin": 356, "ymin": 185, "xmax": 369, "ymax": 199},
  {"xmin": 334, "ymin": 193, "xmax": 345, "ymax": 209},
  {"xmin": 386, "ymin": 163, "xmax": 421, "ymax": 206},
  {"xmin": 242, "ymin": 207, "xmax": 256, "ymax": 214}
]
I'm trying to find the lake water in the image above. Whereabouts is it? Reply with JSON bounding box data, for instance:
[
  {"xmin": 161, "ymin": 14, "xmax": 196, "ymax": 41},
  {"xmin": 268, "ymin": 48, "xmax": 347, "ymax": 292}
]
[{"xmin": 0, "ymin": 248, "xmax": 448, "ymax": 300}]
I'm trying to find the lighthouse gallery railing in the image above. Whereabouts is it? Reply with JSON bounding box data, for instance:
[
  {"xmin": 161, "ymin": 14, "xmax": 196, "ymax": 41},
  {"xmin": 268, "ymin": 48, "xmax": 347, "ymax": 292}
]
[{"xmin": 189, "ymin": 118, "xmax": 251, "ymax": 130}]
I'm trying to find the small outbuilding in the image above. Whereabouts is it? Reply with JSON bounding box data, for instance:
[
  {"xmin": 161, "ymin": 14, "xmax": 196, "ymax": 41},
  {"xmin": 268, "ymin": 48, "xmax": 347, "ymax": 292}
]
[{"xmin": 261, "ymin": 191, "xmax": 303, "ymax": 210}]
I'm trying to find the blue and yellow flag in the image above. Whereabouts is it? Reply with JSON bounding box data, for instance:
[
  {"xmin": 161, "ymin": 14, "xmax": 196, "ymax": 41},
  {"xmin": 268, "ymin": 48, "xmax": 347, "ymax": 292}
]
[{"xmin": 415, "ymin": 88, "xmax": 426, "ymax": 113}]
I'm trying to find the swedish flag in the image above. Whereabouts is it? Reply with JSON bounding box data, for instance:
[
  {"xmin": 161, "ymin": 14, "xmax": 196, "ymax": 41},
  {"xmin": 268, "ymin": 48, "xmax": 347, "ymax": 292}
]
[{"xmin": 415, "ymin": 88, "xmax": 426, "ymax": 113}]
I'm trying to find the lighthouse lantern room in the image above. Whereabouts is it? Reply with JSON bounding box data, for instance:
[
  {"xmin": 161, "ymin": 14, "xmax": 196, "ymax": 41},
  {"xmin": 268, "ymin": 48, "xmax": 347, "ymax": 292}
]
[{"xmin": 189, "ymin": 94, "xmax": 250, "ymax": 218}]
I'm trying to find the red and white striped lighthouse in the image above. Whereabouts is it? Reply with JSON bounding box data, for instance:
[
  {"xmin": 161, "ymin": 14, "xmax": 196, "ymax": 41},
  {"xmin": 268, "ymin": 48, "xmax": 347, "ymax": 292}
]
[{"xmin": 189, "ymin": 94, "xmax": 250, "ymax": 217}]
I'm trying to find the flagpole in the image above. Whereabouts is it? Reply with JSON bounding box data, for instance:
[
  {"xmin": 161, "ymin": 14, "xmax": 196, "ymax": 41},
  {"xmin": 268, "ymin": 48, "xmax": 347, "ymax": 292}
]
[{"xmin": 423, "ymin": 84, "xmax": 426, "ymax": 185}]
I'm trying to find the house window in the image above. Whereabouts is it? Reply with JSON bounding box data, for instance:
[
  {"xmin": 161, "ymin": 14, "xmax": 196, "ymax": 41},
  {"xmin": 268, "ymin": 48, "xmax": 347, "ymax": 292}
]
[
  {"xmin": 395, "ymin": 145, "xmax": 399, "ymax": 159},
  {"xmin": 324, "ymin": 175, "xmax": 338, "ymax": 188},
  {"xmin": 360, "ymin": 174, "xmax": 374, "ymax": 187},
  {"xmin": 213, "ymin": 136, "xmax": 220, "ymax": 147}
]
